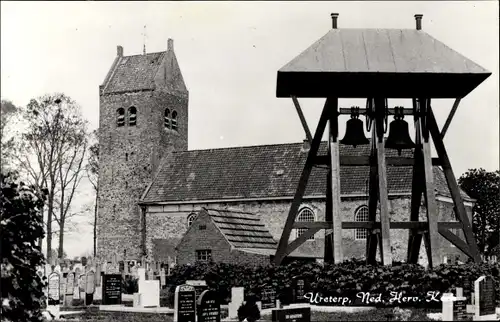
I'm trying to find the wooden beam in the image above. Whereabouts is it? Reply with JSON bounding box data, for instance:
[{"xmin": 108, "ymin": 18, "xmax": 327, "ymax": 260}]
[
  {"xmin": 440, "ymin": 98, "xmax": 462, "ymax": 139},
  {"xmin": 314, "ymin": 155, "xmax": 441, "ymax": 166},
  {"xmin": 366, "ymin": 126, "xmax": 378, "ymax": 265},
  {"xmin": 438, "ymin": 226, "xmax": 473, "ymax": 258},
  {"xmin": 375, "ymin": 98, "xmax": 392, "ymax": 265},
  {"xmin": 284, "ymin": 227, "xmax": 322, "ymax": 258},
  {"xmin": 293, "ymin": 221, "xmax": 463, "ymax": 230},
  {"xmin": 291, "ymin": 96, "xmax": 313, "ymax": 143},
  {"xmin": 328, "ymin": 99, "xmax": 343, "ymax": 263},
  {"xmin": 273, "ymin": 98, "xmax": 331, "ymax": 265},
  {"xmin": 324, "ymin": 170, "xmax": 334, "ymax": 263},
  {"xmin": 339, "ymin": 107, "xmax": 414, "ymax": 116},
  {"xmin": 421, "ymin": 98, "xmax": 441, "ymax": 268},
  {"xmin": 408, "ymin": 110, "xmax": 424, "ymax": 263},
  {"xmin": 428, "ymin": 107, "xmax": 482, "ymax": 263}
]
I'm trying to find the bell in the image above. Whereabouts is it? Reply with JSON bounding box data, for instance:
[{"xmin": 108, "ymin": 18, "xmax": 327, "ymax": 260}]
[
  {"xmin": 340, "ymin": 118, "xmax": 369, "ymax": 147},
  {"xmin": 385, "ymin": 119, "xmax": 415, "ymax": 155}
]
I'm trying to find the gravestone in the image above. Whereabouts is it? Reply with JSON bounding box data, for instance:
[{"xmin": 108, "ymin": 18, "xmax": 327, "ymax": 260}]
[
  {"xmin": 65, "ymin": 272, "xmax": 74, "ymax": 306},
  {"xmin": 186, "ymin": 280, "xmax": 208, "ymax": 302},
  {"xmin": 160, "ymin": 268, "xmax": 166, "ymax": 288},
  {"xmin": 85, "ymin": 271, "xmax": 95, "ymax": 305},
  {"xmin": 197, "ymin": 290, "xmax": 221, "ymax": 322},
  {"xmin": 229, "ymin": 287, "xmax": 245, "ymax": 319},
  {"xmin": 272, "ymin": 307, "xmax": 311, "ymax": 322},
  {"xmin": 48, "ymin": 272, "xmax": 61, "ymax": 305},
  {"xmin": 261, "ymin": 285, "xmax": 277, "ymax": 309},
  {"xmin": 102, "ymin": 274, "xmax": 122, "ymax": 305},
  {"xmin": 474, "ymin": 275, "xmax": 497, "ymax": 320},
  {"xmin": 293, "ymin": 278, "xmax": 310, "ymax": 303},
  {"xmin": 174, "ymin": 284, "xmax": 196, "ymax": 322}
]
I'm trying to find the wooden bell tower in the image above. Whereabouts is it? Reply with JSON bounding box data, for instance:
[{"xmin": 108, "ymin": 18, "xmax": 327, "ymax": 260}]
[{"xmin": 273, "ymin": 14, "xmax": 491, "ymax": 267}]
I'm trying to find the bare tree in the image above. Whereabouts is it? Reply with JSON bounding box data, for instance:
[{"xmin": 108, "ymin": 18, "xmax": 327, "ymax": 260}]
[
  {"xmin": 86, "ymin": 130, "xmax": 99, "ymax": 256},
  {"xmin": 1, "ymin": 99, "xmax": 20, "ymax": 173},
  {"xmin": 13, "ymin": 93, "xmax": 88, "ymax": 262}
]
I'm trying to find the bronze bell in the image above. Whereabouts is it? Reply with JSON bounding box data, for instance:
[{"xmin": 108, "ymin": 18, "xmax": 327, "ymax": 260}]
[
  {"xmin": 340, "ymin": 118, "xmax": 369, "ymax": 148},
  {"xmin": 385, "ymin": 108, "xmax": 415, "ymax": 155}
]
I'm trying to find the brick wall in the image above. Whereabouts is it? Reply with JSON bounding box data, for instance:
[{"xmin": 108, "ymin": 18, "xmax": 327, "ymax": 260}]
[
  {"xmin": 97, "ymin": 88, "xmax": 188, "ymax": 260},
  {"xmin": 146, "ymin": 197, "xmax": 472, "ymax": 266},
  {"xmin": 175, "ymin": 210, "xmax": 269, "ymax": 267}
]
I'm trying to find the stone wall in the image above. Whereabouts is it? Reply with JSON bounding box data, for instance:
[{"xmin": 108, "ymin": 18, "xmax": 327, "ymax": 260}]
[
  {"xmin": 145, "ymin": 196, "xmax": 472, "ymax": 265},
  {"xmin": 97, "ymin": 88, "xmax": 188, "ymax": 260}
]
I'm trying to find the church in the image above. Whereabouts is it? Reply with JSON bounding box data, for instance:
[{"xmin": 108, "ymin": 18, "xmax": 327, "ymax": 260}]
[{"xmin": 96, "ymin": 38, "xmax": 474, "ymax": 268}]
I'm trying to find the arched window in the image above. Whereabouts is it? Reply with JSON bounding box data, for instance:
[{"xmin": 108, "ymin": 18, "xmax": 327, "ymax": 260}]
[
  {"xmin": 172, "ymin": 111, "xmax": 178, "ymax": 131},
  {"xmin": 128, "ymin": 106, "xmax": 137, "ymax": 126},
  {"xmin": 164, "ymin": 109, "xmax": 171, "ymax": 129},
  {"xmin": 117, "ymin": 108, "xmax": 125, "ymax": 127},
  {"xmin": 187, "ymin": 213, "xmax": 197, "ymax": 227},
  {"xmin": 355, "ymin": 206, "xmax": 369, "ymax": 240},
  {"xmin": 296, "ymin": 207, "xmax": 315, "ymax": 240}
]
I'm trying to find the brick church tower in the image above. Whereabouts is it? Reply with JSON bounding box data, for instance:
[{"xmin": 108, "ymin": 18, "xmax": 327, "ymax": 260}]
[{"xmin": 97, "ymin": 39, "xmax": 188, "ymax": 260}]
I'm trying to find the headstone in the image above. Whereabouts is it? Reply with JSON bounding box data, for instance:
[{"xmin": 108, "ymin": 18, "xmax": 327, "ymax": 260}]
[
  {"xmin": 261, "ymin": 285, "xmax": 277, "ymax": 309},
  {"xmin": 138, "ymin": 268, "xmax": 146, "ymax": 281},
  {"xmin": 442, "ymin": 293, "xmax": 467, "ymax": 321},
  {"xmin": 85, "ymin": 271, "xmax": 95, "ymax": 305},
  {"xmin": 174, "ymin": 284, "xmax": 196, "ymax": 322},
  {"xmin": 102, "ymin": 274, "xmax": 122, "ymax": 305},
  {"xmin": 272, "ymin": 307, "xmax": 311, "ymax": 322},
  {"xmin": 133, "ymin": 293, "xmax": 141, "ymax": 307},
  {"xmin": 186, "ymin": 280, "xmax": 208, "ymax": 302},
  {"xmin": 48, "ymin": 272, "xmax": 61, "ymax": 305},
  {"xmin": 160, "ymin": 268, "xmax": 166, "ymax": 287},
  {"xmin": 65, "ymin": 272, "xmax": 74, "ymax": 306},
  {"xmin": 293, "ymin": 278, "xmax": 310, "ymax": 303},
  {"xmin": 95, "ymin": 264, "xmax": 101, "ymax": 286},
  {"xmin": 138, "ymin": 280, "xmax": 160, "ymax": 307},
  {"xmin": 197, "ymin": 290, "xmax": 221, "ymax": 322},
  {"xmin": 228, "ymin": 287, "xmax": 244, "ymax": 319},
  {"xmin": 474, "ymin": 275, "xmax": 497, "ymax": 320}
]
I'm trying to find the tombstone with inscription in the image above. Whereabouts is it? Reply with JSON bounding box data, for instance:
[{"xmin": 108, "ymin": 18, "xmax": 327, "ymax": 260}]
[
  {"xmin": 292, "ymin": 278, "xmax": 310, "ymax": 303},
  {"xmin": 48, "ymin": 272, "xmax": 61, "ymax": 305},
  {"xmin": 197, "ymin": 290, "xmax": 221, "ymax": 322},
  {"xmin": 272, "ymin": 307, "xmax": 311, "ymax": 322},
  {"xmin": 474, "ymin": 275, "xmax": 497, "ymax": 321},
  {"xmin": 261, "ymin": 285, "xmax": 277, "ymax": 309},
  {"xmin": 174, "ymin": 284, "xmax": 196, "ymax": 322},
  {"xmin": 65, "ymin": 272, "xmax": 75, "ymax": 306},
  {"xmin": 102, "ymin": 274, "xmax": 122, "ymax": 305},
  {"xmin": 186, "ymin": 280, "xmax": 208, "ymax": 302}
]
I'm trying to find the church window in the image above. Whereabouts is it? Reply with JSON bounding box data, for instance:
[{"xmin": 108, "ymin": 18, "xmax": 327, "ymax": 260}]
[
  {"xmin": 172, "ymin": 111, "xmax": 178, "ymax": 131},
  {"xmin": 129, "ymin": 106, "xmax": 137, "ymax": 126},
  {"xmin": 117, "ymin": 108, "xmax": 125, "ymax": 127},
  {"xmin": 187, "ymin": 213, "xmax": 197, "ymax": 227},
  {"xmin": 355, "ymin": 205, "xmax": 369, "ymax": 240},
  {"xmin": 196, "ymin": 249, "xmax": 211, "ymax": 262},
  {"xmin": 164, "ymin": 109, "xmax": 171, "ymax": 129},
  {"xmin": 296, "ymin": 207, "xmax": 315, "ymax": 240}
]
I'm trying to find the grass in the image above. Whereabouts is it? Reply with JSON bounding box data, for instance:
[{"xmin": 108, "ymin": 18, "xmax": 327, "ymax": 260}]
[{"xmin": 57, "ymin": 306, "xmax": 449, "ymax": 321}]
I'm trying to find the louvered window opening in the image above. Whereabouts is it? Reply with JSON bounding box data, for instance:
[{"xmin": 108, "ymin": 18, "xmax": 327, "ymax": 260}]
[
  {"xmin": 172, "ymin": 111, "xmax": 178, "ymax": 131},
  {"xmin": 129, "ymin": 106, "xmax": 137, "ymax": 126},
  {"xmin": 164, "ymin": 109, "xmax": 171, "ymax": 129},
  {"xmin": 117, "ymin": 108, "xmax": 125, "ymax": 127}
]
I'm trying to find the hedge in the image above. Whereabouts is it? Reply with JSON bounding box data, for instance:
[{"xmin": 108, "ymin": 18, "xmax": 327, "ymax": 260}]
[{"xmin": 164, "ymin": 259, "xmax": 499, "ymax": 308}]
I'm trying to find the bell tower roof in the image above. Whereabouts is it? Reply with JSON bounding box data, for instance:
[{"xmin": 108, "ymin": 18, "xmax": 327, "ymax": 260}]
[{"xmin": 277, "ymin": 16, "xmax": 491, "ymax": 99}]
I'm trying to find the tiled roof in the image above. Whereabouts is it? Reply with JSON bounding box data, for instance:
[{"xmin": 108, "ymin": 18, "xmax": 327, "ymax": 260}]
[
  {"xmin": 103, "ymin": 52, "xmax": 166, "ymax": 94},
  {"xmin": 206, "ymin": 209, "xmax": 277, "ymax": 249},
  {"xmin": 142, "ymin": 140, "xmax": 472, "ymax": 203},
  {"xmin": 237, "ymin": 247, "xmax": 321, "ymax": 259},
  {"xmin": 277, "ymin": 29, "xmax": 491, "ymax": 98}
]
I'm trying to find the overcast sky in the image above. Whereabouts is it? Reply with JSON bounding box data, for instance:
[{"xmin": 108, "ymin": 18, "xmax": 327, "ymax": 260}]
[{"xmin": 2, "ymin": 1, "xmax": 498, "ymax": 258}]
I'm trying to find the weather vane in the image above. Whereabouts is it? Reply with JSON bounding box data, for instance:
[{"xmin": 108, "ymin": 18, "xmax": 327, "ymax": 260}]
[{"xmin": 142, "ymin": 25, "xmax": 147, "ymax": 55}]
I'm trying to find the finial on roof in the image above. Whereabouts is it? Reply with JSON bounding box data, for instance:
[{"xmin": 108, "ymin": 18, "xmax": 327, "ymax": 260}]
[
  {"xmin": 168, "ymin": 38, "xmax": 174, "ymax": 51},
  {"xmin": 414, "ymin": 14, "xmax": 423, "ymax": 30},
  {"xmin": 331, "ymin": 13, "xmax": 339, "ymax": 29},
  {"xmin": 117, "ymin": 45, "xmax": 123, "ymax": 57},
  {"xmin": 143, "ymin": 25, "xmax": 147, "ymax": 55}
]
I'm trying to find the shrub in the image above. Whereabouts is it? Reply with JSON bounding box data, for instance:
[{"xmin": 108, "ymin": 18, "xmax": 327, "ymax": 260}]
[
  {"xmin": 1, "ymin": 173, "xmax": 47, "ymax": 322},
  {"xmin": 122, "ymin": 275, "xmax": 138, "ymax": 294},
  {"xmin": 237, "ymin": 293, "xmax": 260, "ymax": 322},
  {"xmin": 165, "ymin": 259, "xmax": 500, "ymax": 308}
]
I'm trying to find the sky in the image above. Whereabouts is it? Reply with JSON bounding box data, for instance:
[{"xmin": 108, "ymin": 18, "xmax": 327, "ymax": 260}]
[{"xmin": 1, "ymin": 1, "xmax": 499, "ymax": 258}]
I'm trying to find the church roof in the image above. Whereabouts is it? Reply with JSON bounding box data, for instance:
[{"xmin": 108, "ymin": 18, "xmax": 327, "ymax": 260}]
[
  {"xmin": 141, "ymin": 141, "xmax": 472, "ymax": 203},
  {"xmin": 205, "ymin": 209, "xmax": 277, "ymax": 249},
  {"xmin": 277, "ymin": 29, "xmax": 491, "ymax": 98},
  {"xmin": 103, "ymin": 52, "xmax": 166, "ymax": 94}
]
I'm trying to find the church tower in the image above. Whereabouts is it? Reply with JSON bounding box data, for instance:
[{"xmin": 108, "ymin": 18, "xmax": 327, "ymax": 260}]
[{"xmin": 97, "ymin": 39, "xmax": 188, "ymax": 260}]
